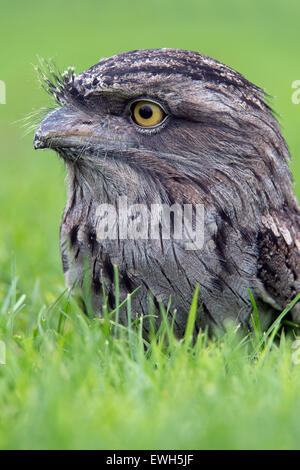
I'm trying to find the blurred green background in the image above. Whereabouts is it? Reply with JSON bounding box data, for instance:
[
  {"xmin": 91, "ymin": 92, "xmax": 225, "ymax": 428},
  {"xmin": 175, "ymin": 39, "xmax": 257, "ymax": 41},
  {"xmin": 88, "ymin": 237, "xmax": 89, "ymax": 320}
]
[{"xmin": 1, "ymin": 0, "xmax": 300, "ymax": 297}]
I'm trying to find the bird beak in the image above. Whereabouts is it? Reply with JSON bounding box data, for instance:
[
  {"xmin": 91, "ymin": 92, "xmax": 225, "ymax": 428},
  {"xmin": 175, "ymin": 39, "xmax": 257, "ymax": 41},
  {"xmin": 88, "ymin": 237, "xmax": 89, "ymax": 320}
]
[{"xmin": 34, "ymin": 107, "xmax": 93, "ymax": 150}]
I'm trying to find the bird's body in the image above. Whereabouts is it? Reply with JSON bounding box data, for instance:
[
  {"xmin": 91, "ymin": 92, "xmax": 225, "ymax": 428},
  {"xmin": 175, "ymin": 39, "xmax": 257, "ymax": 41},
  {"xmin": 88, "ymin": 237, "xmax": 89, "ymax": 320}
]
[{"xmin": 34, "ymin": 49, "xmax": 300, "ymax": 334}]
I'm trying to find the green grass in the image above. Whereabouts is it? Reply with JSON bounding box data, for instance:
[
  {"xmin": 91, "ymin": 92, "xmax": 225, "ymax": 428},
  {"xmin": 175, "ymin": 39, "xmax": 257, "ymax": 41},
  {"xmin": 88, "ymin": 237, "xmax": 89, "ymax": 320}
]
[
  {"xmin": 1, "ymin": 0, "xmax": 300, "ymax": 450},
  {"xmin": 1, "ymin": 269, "xmax": 300, "ymax": 450}
]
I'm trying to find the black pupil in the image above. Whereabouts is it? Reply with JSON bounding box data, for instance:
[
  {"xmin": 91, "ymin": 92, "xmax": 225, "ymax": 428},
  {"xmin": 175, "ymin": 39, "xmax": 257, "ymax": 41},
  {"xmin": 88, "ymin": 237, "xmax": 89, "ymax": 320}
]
[{"xmin": 139, "ymin": 105, "xmax": 153, "ymax": 119}]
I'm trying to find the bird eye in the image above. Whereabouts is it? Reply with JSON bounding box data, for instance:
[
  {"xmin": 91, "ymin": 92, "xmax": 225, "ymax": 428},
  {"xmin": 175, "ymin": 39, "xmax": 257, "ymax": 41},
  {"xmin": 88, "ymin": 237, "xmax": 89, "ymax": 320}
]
[{"xmin": 131, "ymin": 100, "xmax": 166, "ymax": 128}]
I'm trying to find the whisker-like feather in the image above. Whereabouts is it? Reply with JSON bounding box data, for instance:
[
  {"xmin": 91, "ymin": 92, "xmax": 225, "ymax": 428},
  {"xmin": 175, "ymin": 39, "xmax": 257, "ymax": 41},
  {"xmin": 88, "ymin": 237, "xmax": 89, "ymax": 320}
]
[{"xmin": 35, "ymin": 56, "xmax": 76, "ymax": 106}]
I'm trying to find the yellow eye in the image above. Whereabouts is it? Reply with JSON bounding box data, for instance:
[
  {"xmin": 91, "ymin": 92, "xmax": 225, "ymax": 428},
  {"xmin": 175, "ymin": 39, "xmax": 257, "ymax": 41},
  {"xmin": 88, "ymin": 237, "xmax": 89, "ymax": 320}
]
[{"xmin": 131, "ymin": 100, "xmax": 166, "ymax": 128}]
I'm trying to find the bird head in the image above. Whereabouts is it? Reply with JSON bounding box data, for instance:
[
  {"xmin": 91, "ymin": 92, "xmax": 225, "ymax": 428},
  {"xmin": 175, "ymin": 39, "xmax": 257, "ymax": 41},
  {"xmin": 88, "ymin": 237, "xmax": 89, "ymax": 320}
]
[{"xmin": 34, "ymin": 48, "xmax": 294, "ymax": 217}]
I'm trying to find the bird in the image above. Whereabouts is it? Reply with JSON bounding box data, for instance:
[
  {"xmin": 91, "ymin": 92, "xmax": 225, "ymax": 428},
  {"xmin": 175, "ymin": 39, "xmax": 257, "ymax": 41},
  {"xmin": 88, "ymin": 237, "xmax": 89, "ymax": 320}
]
[{"xmin": 33, "ymin": 48, "xmax": 300, "ymax": 336}]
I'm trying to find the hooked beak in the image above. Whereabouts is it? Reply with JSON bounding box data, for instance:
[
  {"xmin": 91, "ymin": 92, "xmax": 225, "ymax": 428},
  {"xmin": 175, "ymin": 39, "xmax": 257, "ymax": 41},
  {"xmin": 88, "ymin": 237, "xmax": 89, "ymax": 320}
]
[
  {"xmin": 33, "ymin": 106, "xmax": 136, "ymax": 154},
  {"xmin": 33, "ymin": 107, "xmax": 93, "ymax": 150}
]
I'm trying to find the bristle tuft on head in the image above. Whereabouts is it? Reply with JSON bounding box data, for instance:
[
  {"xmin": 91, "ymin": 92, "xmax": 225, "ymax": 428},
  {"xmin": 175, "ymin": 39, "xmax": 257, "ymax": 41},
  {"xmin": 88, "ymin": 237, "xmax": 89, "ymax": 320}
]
[{"xmin": 35, "ymin": 57, "xmax": 76, "ymax": 106}]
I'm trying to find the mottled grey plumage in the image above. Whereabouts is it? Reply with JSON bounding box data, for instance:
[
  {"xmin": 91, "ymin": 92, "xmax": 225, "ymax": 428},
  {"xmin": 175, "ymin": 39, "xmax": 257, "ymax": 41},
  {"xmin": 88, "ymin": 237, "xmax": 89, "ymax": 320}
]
[{"xmin": 34, "ymin": 49, "xmax": 300, "ymax": 335}]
